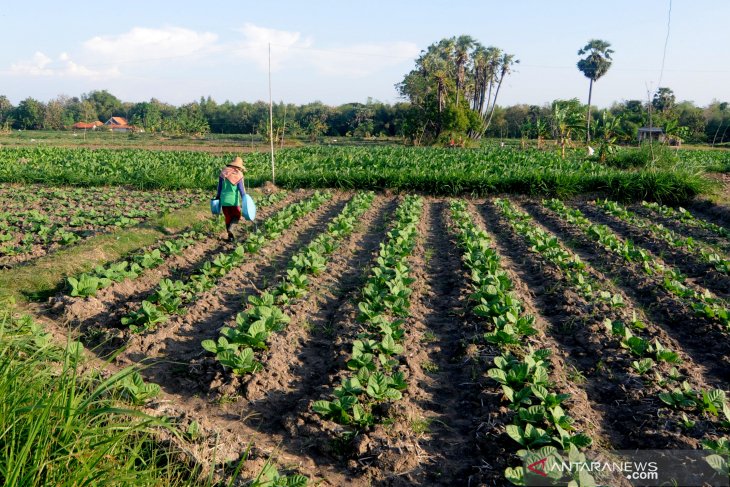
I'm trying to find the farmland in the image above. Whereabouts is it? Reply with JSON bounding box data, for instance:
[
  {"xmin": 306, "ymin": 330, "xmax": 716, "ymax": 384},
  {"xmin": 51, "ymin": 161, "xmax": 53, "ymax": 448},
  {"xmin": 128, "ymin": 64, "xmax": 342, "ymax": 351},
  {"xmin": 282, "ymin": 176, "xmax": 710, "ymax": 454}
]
[{"xmin": 1, "ymin": 145, "xmax": 729, "ymax": 486}]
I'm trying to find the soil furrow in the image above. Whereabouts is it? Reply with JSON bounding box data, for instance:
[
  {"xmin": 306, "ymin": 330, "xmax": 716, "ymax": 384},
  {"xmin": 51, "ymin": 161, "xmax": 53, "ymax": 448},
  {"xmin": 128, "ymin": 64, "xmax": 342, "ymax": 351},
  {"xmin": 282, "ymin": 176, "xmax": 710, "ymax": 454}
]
[
  {"xmin": 689, "ymin": 199, "xmax": 730, "ymax": 230},
  {"xmin": 344, "ymin": 199, "xmax": 494, "ymax": 485},
  {"xmin": 520, "ymin": 200, "xmax": 730, "ymax": 387},
  {"xmin": 577, "ymin": 201, "xmax": 730, "ymax": 300},
  {"xmin": 631, "ymin": 203, "xmax": 730, "ymax": 253},
  {"xmin": 116, "ymin": 192, "xmax": 352, "ymax": 388},
  {"xmin": 482, "ymin": 199, "xmax": 703, "ymax": 450},
  {"xmin": 53, "ymin": 189, "xmax": 306, "ymax": 333}
]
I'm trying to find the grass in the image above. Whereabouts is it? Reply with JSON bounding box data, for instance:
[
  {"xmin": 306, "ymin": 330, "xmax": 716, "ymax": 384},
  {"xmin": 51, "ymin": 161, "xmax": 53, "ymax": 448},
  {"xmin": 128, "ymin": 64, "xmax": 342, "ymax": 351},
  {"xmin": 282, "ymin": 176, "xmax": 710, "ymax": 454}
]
[
  {"xmin": 0, "ymin": 202, "xmax": 215, "ymax": 303},
  {"xmin": 421, "ymin": 360, "xmax": 440, "ymax": 373},
  {"xmin": 410, "ymin": 417, "xmax": 433, "ymax": 435},
  {"xmin": 0, "ymin": 304, "xmax": 204, "ymax": 486}
]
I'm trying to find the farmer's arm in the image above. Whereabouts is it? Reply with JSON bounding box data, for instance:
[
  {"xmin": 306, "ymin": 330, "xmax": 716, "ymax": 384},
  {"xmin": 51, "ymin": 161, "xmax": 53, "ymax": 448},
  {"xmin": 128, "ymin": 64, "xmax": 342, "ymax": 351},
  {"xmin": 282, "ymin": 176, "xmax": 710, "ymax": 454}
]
[
  {"xmin": 237, "ymin": 179, "xmax": 246, "ymax": 199},
  {"xmin": 216, "ymin": 176, "xmax": 223, "ymax": 199}
]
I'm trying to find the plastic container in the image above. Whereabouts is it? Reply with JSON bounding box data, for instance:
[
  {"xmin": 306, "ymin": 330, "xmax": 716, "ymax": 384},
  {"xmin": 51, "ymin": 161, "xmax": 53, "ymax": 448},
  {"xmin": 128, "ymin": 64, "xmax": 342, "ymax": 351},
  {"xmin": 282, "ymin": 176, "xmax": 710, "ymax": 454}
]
[
  {"xmin": 210, "ymin": 198, "xmax": 221, "ymax": 215},
  {"xmin": 242, "ymin": 194, "xmax": 256, "ymax": 221}
]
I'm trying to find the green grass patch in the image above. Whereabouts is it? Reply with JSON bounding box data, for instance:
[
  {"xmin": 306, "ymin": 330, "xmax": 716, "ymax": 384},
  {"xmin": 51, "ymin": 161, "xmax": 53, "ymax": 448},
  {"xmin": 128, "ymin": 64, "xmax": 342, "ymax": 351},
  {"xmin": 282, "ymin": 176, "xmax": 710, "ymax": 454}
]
[
  {"xmin": 0, "ymin": 305, "xmax": 203, "ymax": 486},
  {"xmin": 0, "ymin": 203, "xmax": 213, "ymax": 303}
]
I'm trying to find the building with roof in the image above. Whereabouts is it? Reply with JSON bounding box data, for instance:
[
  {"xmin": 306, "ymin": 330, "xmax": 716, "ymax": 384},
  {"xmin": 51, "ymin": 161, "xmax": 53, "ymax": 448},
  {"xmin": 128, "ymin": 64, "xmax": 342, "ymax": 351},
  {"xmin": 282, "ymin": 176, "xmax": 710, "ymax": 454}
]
[
  {"xmin": 105, "ymin": 116, "xmax": 132, "ymax": 132},
  {"xmin": 637, "ymin": 127, "xmax": 665, "ymax": 143},
  {"xmin": 72, "ymin": 121, "xmax": 103, "ymax": 130}
]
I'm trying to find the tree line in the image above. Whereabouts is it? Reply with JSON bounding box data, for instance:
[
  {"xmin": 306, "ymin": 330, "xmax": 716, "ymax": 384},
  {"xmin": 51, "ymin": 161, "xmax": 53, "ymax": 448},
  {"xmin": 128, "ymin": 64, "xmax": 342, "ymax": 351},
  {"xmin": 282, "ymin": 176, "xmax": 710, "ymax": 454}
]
[{"xmin": 0, "ymin": 34, "xmax": 727, "ymax": 147}]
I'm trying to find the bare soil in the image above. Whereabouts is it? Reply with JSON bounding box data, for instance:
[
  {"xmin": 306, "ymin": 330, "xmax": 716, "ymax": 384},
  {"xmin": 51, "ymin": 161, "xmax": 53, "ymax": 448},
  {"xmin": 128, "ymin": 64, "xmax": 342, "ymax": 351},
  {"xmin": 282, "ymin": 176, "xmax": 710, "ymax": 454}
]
[
  {"xmin": 484, "ymin": 198, "xmax": 725, "ymax": 450},
  {"xmin": 19, "ymin": 192, "xmax": 730, "ymax": 485},
  {"xmin": 521, "ymin": 200, "xmax": 730, "ymax": 387}
]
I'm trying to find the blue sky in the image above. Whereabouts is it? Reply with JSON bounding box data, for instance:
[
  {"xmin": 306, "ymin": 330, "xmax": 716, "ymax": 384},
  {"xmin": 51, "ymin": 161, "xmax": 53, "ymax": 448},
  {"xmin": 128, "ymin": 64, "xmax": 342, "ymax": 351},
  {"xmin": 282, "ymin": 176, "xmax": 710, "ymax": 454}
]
[{"xmin": 1, "ymin": 0, "xmax": 727, "ymax": 108}]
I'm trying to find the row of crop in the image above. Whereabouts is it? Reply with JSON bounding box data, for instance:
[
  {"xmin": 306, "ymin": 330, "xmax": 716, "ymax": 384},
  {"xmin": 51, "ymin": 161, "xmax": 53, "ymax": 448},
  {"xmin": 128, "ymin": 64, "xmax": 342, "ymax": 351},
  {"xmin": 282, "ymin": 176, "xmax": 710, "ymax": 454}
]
[
  {"xmin": 544, "ymin": 199, "xmax": 730, "ymax": 330},
  {"xmin": 594, "ymin": 199, "xmax": 730, "ymax": 274},
  {"xmin": 496, "ymin": 199, "xmax": 730, "ymax": 467},
  {"xmin": 202, "ymin": 191, "xmax": 376, "ymax": 374},
  {"xmin": 641, "ymin": 201, "xmax": 730, "ymax": 242},
  {"xmin": 121, "ymin": 192, "xmax": 331, "ymax": 333},
  {"xmin": 312, "ymin": 195, "xmax": 422, "ymax": 429},
  {"xmin": 0, "ymin": 145, "xmax": 710, "ymax": 203},
  {"xmin": 450, "ymin": 200, "xmax": 592, "ymax": 485},
  {"xmin": 494, "ymin": 198, "xmax": 722, "ymax": 388},
  {"xmin": 65, "ymin": 191, "xmax": 287, "ymax": 298},
  {"xmin": 67, "ymin": 231, "xmax": 207, "ymax": 297},
  {"xmin": 0, "ymin": 189, "xmax": 205, "ymax": 259}
]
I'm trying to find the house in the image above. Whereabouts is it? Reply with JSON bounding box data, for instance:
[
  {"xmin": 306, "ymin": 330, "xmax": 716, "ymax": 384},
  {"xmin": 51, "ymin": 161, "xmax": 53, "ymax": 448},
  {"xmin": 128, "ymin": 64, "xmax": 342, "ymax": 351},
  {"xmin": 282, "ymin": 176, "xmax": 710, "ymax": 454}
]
[
  {"xmin": 637, "ymin": 127, "xmax": 665, "ymax": 143},
  {"xmin": 72, "ymin": 121, "xmax": 103, "ymax": 130},
  {"xmin": 105, "ymin": 116, "xmax": 131, "ymax": 132}
]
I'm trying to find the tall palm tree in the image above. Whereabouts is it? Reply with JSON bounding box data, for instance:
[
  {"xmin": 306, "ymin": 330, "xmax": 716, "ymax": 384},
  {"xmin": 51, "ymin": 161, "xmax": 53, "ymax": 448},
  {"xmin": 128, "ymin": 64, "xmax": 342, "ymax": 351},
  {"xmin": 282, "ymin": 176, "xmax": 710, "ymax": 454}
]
[
  {"xmin": 577, "ymin": 39, "xmax": 613, "ymax": 143},
  {"xmin": 453, "ymin": 35, "xmax": 475, "ymax": 106}
]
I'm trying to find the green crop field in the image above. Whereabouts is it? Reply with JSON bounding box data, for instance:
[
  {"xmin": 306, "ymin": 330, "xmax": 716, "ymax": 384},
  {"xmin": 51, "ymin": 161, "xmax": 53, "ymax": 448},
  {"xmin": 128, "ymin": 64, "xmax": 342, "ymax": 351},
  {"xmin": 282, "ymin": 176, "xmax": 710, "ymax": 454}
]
[{"xmin": 1, "ymin": 144, "xmax": 729, "ymax": 486}]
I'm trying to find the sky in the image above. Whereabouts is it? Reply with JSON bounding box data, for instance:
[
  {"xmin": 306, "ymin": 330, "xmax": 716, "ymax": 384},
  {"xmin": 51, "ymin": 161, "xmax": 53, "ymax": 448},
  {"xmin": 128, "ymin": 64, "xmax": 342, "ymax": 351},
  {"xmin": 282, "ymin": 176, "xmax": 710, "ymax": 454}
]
[{"xmin": 0, "ymin": 0, "xmax": 728, "ymax": 109}]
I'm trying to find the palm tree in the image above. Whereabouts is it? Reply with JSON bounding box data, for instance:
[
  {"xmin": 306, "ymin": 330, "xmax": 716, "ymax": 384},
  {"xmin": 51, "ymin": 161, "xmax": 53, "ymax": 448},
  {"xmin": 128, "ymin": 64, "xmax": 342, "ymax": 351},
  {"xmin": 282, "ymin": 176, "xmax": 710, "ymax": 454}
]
[
  {"xmin": 453, "ymin": 35, "xmax": 475, "ymax": 106},
  {"xmin": 577, "ymin": 39, "xmax": 614, "ymax": 143}
]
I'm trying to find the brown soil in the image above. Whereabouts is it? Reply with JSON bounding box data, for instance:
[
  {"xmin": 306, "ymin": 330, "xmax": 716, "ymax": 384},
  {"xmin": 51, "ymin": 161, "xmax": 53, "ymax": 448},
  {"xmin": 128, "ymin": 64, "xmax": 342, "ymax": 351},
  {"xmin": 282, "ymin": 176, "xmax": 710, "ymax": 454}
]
[
  {"xmin": 577, "ymin": 201, "xmax": 730, "ymax": 300},
  {"xmin": 53, "ymin": 190, "xmax": 307, "ymax": 337},
  {"xmin": 482, "ymin": 198, "xmax": 719, "ymax": 451},
  {"xmin": 521, "ymin": 200, "xmax": 730, "ymax": 387}
]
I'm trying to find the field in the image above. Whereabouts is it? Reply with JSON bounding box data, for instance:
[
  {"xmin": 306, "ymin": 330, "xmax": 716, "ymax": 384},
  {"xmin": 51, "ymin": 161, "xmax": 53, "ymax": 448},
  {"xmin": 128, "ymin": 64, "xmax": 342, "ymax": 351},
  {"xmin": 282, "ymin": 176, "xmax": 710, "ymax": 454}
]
[{"xmin": 1, "ymin": 144, "xmax": 730, "ymax": 486}]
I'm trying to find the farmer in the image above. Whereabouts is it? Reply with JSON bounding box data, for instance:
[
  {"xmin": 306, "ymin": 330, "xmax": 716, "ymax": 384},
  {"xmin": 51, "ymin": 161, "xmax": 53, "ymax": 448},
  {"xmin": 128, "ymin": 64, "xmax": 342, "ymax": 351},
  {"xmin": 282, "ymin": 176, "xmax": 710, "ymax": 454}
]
[{"xmin": 216, "ymin": 156, "xmax": 247, "ymax": 241}]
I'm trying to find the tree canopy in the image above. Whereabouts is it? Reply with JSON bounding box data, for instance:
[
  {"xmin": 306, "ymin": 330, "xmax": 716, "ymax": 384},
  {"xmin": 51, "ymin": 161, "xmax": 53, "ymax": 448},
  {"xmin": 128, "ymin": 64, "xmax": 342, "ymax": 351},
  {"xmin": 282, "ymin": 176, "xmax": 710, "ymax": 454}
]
[{"xmin": 397, "ymin": 35, "xmax": 518, "ymax": 144}]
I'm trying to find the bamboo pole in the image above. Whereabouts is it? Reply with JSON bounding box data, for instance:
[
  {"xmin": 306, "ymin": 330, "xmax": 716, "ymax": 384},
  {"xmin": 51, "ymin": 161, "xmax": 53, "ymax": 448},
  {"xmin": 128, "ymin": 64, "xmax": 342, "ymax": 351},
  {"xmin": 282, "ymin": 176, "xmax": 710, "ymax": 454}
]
[{"xmin": 269, "ymin": 43, "xmax": 275, "ymax": 185}]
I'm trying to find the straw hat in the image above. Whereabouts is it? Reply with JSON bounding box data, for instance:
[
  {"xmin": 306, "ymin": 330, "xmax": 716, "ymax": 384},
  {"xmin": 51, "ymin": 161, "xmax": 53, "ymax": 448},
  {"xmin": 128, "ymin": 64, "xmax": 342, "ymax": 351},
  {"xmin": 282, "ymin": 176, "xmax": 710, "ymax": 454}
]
[{"xmin": 228, "ymin": 156, "xmax": 246, "ymax": 171}]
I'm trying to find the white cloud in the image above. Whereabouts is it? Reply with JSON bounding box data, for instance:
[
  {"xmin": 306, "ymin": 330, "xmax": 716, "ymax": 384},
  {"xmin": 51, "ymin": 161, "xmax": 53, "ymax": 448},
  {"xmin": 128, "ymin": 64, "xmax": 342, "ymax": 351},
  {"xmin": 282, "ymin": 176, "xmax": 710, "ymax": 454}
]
[
  {"xmin": 231, "ymin": 23, "xmax": 313, "ymax": 71},
  {"xmin": 6, "ymin": 23, "xmax": 417, "ymax": 93},
  {"xmin": 229, "ymin": 23, "xmax": 417, "ymax": 77},
  {"xmin": 83, "ymin": 26, "xmax": 218, "ymax": 64},
  {"xmin": 10, "ymin": 51, "xmax": 119, "ymax": 80},
  {"xmin": 10, "ymin": 51, "xmax": 53, "ymax": 76}
]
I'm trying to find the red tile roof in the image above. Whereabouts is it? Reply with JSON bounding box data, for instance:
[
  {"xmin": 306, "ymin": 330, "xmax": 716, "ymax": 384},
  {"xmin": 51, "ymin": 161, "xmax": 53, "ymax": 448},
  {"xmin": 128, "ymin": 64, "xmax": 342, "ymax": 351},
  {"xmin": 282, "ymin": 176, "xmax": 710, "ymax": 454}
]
[{"xmin": 106, "ymin": 116, "xmax": 128, "ymax": 126}]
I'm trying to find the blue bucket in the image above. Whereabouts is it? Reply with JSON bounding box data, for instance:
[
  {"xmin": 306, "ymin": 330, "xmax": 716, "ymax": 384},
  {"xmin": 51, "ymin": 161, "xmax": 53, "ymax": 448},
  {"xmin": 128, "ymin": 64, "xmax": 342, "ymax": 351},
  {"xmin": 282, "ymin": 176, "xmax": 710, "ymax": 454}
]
[
  {"xmin": 210, "ymin": 198, "xmax": 221, "ymax": 215},
  {"xmin": 242, "ymin": 194, "xmax": 257, "ymax": 221}
]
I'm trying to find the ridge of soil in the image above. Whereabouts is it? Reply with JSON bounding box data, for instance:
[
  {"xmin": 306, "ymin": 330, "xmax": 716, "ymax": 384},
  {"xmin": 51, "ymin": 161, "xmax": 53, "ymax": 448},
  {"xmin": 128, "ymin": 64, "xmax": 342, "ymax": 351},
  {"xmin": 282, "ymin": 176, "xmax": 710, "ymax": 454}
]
[
  {"xmin": 577, "ymin": 201, "xmax": 730, "ymax": 300},
  {"xmin": 520, "ymin": 200, "xmax": 730, "ymax": 387},
  {"xmin": 482, "ymin": 198, "xmax": 712, "ymax": 451},
  {"xmin": 52, "ymin": 190, "xmax": 308, "ymax": 336}
]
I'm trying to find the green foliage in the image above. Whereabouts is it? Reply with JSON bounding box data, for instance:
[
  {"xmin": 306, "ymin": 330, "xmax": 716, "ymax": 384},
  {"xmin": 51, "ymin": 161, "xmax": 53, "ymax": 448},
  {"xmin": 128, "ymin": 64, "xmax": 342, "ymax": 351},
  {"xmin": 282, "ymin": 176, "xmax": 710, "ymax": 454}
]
[
  {"xmin": 0, "ymin": 145, "xmax": 713, "ymax": 204},
  {"xmin": 0, "ymin": 307, "xmax": 199, "ymax": 485},
  {"xmin": 116, "ymin": 370, "xmax": 161, "ymax": 405}
]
